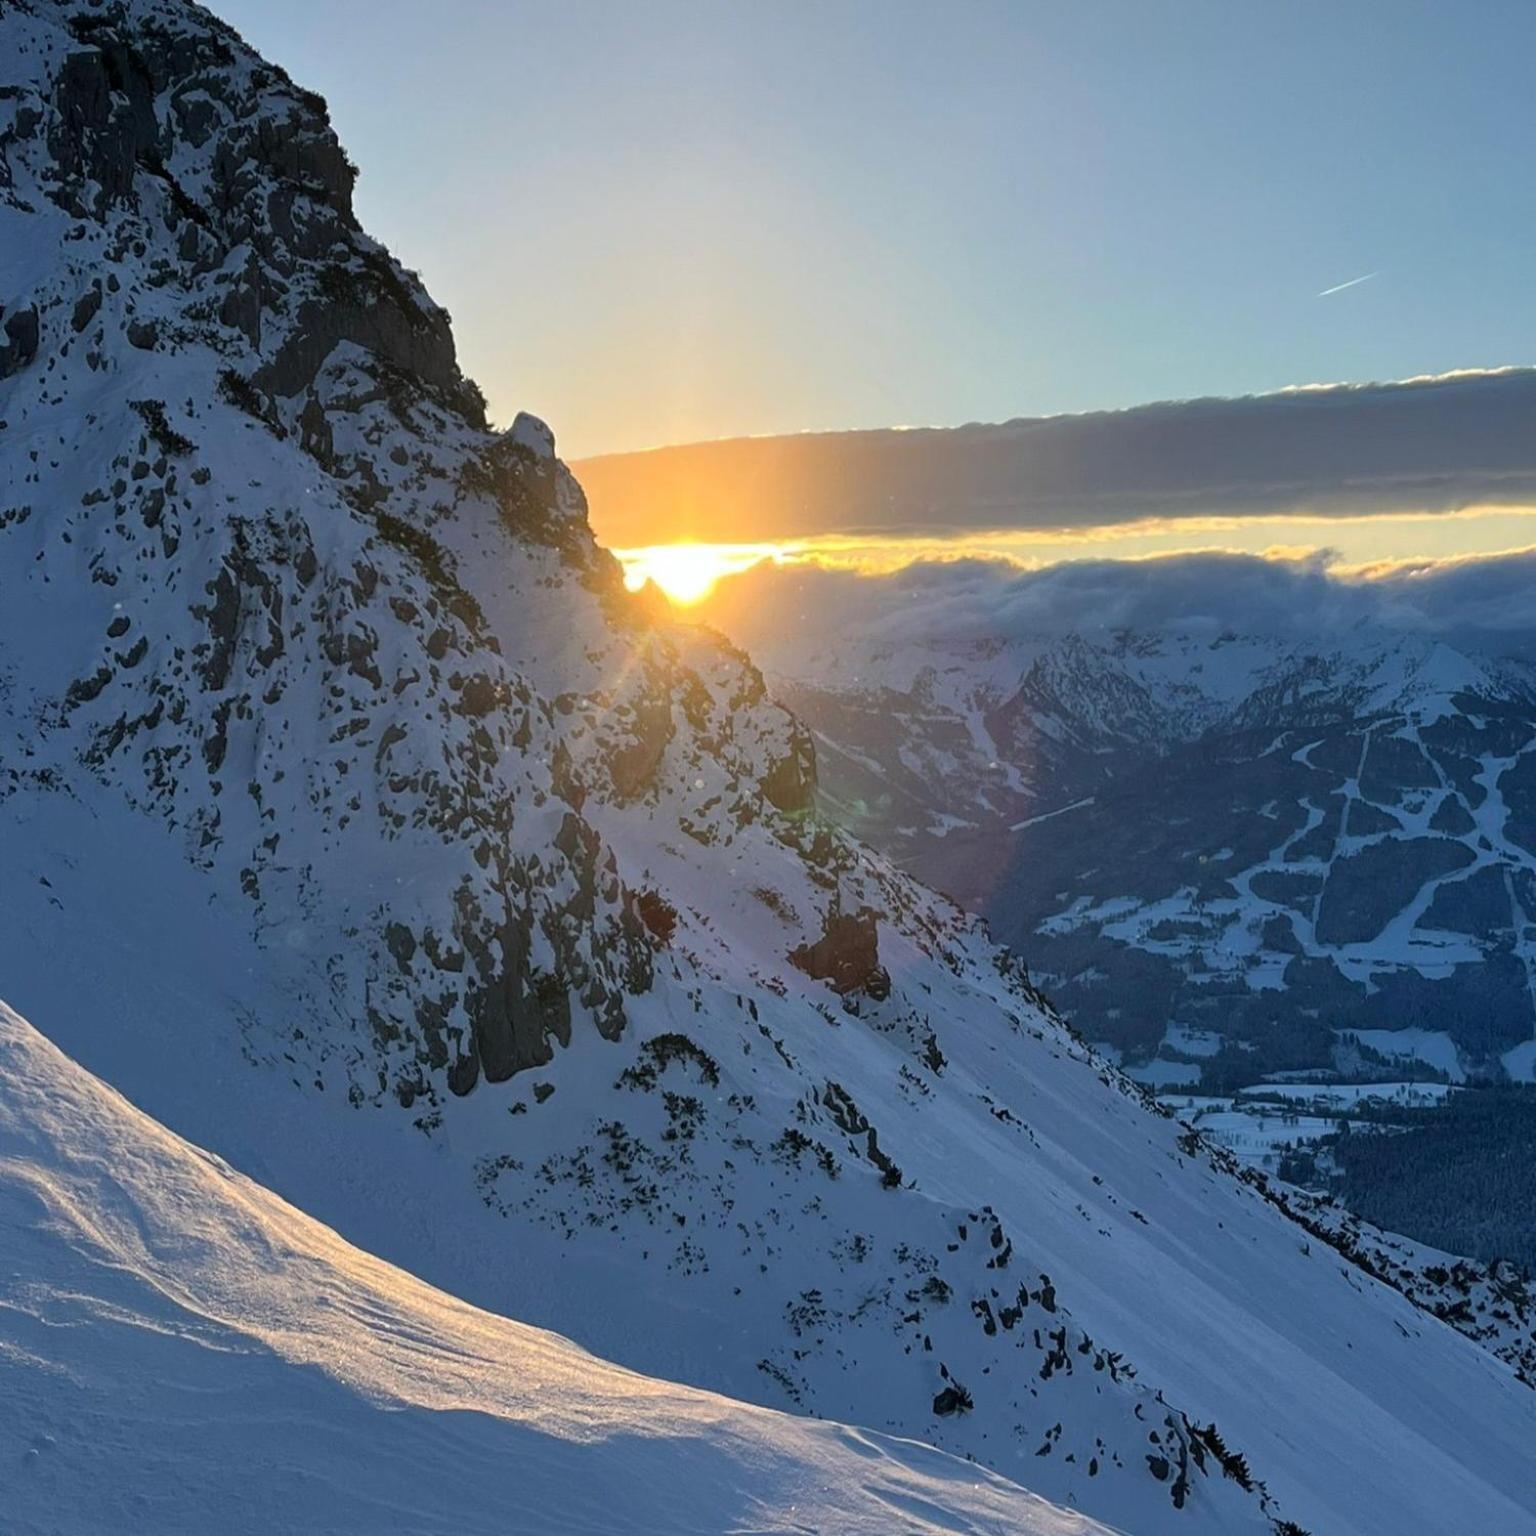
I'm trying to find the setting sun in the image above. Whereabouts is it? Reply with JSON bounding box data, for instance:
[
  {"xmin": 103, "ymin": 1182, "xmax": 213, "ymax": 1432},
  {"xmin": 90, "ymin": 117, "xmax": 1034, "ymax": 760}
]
[{"xmin": 617, "ymin": 542, "xmax": 783, "ymax": 606}]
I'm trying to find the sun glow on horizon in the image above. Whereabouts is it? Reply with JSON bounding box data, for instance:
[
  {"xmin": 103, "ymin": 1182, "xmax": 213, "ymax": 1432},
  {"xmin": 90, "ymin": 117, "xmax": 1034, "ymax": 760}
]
[
  {"xmin": 612, "ymin": 505, "xmax": 1536, "ymax": 610},
  {"xmin": 617, "ymin": 542, "xmax": 788, "ymax": 606}
]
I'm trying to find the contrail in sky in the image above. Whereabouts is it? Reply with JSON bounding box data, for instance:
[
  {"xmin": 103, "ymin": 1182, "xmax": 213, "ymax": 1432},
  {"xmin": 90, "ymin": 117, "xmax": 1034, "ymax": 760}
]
[{"xmin": 1317, "ymin": 271, "xmax": 1379, "ymax": 298}]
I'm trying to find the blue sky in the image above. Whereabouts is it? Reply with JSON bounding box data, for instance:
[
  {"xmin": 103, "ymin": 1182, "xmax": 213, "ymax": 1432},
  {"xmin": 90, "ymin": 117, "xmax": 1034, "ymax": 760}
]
[{"xmin": 215, "ymin": 1, "xmax": 1536, "ymax": 460}]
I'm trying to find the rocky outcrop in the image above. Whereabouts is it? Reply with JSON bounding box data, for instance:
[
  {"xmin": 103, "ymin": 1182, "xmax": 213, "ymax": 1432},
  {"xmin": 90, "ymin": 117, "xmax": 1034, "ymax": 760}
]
[
  {"xmin": 761, "ymin": 717, "xmax": 817, "ymax": 812},
  {"xmin": 17, "ymin": 0, "xmax": 481, "ymax": 425},
  {"xmin": 606, "ymin": 689, "xmax": 675, "ymax": 801},
  {"xmin": 0, "ymin": 305, "xmax": 38, "ymax": 377},
  {"xmin": 791, "ymin": 907, "xmax": 891, "ymax": 999}
]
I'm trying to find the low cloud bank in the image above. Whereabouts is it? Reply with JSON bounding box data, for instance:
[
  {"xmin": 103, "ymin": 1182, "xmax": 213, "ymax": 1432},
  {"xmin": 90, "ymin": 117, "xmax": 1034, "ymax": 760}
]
[
  {"xmin": 698, "ymin": 547, "xmax": 1536, "ymax": 660},
  {"xmin": 578, "ymin": 368, "xmax": 1536, "ymax": 547}
]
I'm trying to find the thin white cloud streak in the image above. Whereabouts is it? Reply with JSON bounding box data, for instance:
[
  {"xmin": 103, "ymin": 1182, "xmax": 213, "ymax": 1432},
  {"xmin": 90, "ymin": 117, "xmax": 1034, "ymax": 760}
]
[{"xmin": 1317, "ymin": 271, "xmax": 1379, "ymax": 298}]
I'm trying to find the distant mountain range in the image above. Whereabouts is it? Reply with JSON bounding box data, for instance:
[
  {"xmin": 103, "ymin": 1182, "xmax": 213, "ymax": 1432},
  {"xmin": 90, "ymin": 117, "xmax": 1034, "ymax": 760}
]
[{"xmin": 762, "ymin": 626, "xmax": 1536, "ymax": 1088}]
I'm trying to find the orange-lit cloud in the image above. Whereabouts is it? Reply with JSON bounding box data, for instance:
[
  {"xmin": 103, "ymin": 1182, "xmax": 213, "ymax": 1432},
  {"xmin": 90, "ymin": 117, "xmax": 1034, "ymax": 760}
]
[
  {"xmin": 589, "ymin": 368, "xmax": 1536, "ymax": 611},
  {"xmin": 613, "ymin": 505, "xmax": 1536, "ymax": 611},
  {"xmin": 578, "ymin": 368, "xmax": 1536, "ymax": 555}
]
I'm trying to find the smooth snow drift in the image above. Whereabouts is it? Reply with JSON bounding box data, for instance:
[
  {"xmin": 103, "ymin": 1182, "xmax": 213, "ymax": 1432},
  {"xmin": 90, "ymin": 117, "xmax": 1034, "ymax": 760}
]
[{"xmin": 0, "ymin": 998, "xmax": 1105, "ymax": 1536}]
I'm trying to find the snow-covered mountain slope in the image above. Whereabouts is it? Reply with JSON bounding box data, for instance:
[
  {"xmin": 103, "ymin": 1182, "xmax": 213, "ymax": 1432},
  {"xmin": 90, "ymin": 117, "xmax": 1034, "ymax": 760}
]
[
  {"xmin": 759, "ymin": 625, "xmax": 1536, "ymax": 1081},
  {"xmin": 0, "ymin": 998, "xmax": 1114, "ymax": 1536},
  {"xmin": 3, "ymin": 4, "xmax": 1536, "ymax": 1533},
  {"xmin": 1254, "ymin": 1173, "xmax": 1536, "ymax": 1386}
]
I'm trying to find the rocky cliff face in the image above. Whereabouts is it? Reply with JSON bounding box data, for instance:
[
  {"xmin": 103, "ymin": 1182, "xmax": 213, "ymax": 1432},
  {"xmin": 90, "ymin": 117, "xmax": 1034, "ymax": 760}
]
[
  {"xmin": 4, "ymin": 8, "xmax": 1536, "ymax": 1536},
  {"xmin": 0, "ymin": 0, "xmax": 828, "ymax": 1104}
]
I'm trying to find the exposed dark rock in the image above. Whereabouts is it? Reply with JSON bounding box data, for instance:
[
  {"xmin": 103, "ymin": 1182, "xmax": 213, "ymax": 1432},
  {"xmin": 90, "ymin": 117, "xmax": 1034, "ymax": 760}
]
[
  {"xmin": 761, "ymin": 718, "xmax": 816, "ymax": 812},
  {"xmin": 447, "ymin": 1050, "xmax": 479, "ymax": 1097},
  {"xmin": 453, "ymin": 674, "xmax": 503, "ymax": 718},
  {"xmin": 49, "ymin": 40, "xmax": 160, "ymax": 211},
  {"xmin": 608, "ymin": 691, "xmax": 674, "ymax": 800},
  {"xmin": 790, "ymin": 907, "xmax": 890, "ymax": 999},
  {"xmin": 257, "ymin": 259, "xmax": 461, "ymax": 406},
  {"xmin": 0, "ymin": 306, "xmax": 39, "ymax": 378},
  {"xmin": 636, "ymin": 889, "xmax": 678, "ymax": 945},
  {"xmin": 71, "ymin": 285, "xmax": 102, "ymax": 333}
]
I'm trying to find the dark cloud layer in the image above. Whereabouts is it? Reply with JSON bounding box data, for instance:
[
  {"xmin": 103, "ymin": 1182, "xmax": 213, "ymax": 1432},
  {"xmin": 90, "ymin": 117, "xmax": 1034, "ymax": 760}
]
[
  {"xmin": 699, "ymin": 547, "xmax": 1536, "ymax": 661},
  {"xmin": 578, "ymin": 369, "xmax": 1536, "ymax": 546}
]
